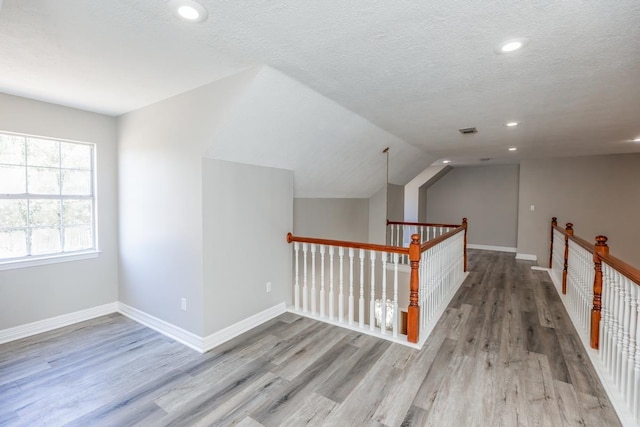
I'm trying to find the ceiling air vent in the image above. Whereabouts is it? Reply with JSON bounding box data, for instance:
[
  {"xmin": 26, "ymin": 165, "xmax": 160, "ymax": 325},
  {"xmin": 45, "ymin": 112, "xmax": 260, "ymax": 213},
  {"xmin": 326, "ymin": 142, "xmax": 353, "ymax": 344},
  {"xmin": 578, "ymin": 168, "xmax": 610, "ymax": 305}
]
[{"xmin": 459, "ymin": 127, "xmax": 478, "ymax": 134}]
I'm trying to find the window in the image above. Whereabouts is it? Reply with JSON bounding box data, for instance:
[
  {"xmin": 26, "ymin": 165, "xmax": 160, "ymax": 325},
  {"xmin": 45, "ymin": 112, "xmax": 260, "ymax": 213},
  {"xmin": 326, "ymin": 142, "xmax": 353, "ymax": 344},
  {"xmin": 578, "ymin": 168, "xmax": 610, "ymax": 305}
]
[{"xmin": 0, "ymin": 132, "xmax": 97, "ymax": 265}]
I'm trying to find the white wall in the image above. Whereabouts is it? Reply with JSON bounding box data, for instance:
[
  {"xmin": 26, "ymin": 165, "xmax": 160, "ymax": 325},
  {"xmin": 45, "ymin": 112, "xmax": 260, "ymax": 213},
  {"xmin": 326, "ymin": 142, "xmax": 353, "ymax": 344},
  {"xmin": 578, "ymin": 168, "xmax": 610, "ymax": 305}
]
[
  {"xmin": 368, "ymin": 186, "xmax": 386, "ymax": 244},
  {"xmin": 517, "ymin": 154, "xmax": 640, "ymax": 266},
  {"xmin": 117, "ymin": 69, "xmax": 258, "ymax": 336},
  {"xmin": 206, "ymin": 67, "xmax": 434, "ymax": 198},
  {"xmin": 404, "ymin": 165, "xmax": 450, "ymax": 222},
  {"xmin": 0, "ymin": 93, "xmax": 118, "ymax": 329},
  {"xmin": 202, "ymin": 159, "xmax": 293, "ymax": 335},
  {"xmin": 427, "ymin": 165, "xmax": 520, "ymax": 248},
  {"xmin": 293, "ymin": 198, "xmax": 369, "ymax": 242}
]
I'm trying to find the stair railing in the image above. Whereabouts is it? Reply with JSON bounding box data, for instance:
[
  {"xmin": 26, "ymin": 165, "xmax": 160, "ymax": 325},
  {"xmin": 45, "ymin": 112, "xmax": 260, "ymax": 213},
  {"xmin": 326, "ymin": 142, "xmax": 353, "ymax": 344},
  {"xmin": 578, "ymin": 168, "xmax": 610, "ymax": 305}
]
[
  {"xmin": 286, "ymin": 218, "xmax": 468, "ymax": 347},
  {"xmin": 548, "ymin": 217, "xmax": 640, "ymax": 423}
]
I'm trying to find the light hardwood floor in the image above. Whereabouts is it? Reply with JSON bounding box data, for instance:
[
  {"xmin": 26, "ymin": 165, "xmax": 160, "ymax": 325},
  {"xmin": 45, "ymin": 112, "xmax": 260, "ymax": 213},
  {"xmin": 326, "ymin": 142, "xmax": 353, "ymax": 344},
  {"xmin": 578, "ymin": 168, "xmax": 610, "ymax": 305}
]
[{"xmin": 0, "ymin": 250, "xmax": 620, "ymax": 426}]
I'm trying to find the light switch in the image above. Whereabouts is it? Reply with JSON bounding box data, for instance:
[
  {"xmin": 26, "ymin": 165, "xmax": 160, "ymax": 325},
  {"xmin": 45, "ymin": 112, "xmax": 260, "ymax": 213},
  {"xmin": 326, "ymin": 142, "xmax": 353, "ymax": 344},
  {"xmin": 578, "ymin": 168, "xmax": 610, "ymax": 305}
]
[{"xmin": 530, "ymin": 205, "xmax": 535, "ymax": 211}]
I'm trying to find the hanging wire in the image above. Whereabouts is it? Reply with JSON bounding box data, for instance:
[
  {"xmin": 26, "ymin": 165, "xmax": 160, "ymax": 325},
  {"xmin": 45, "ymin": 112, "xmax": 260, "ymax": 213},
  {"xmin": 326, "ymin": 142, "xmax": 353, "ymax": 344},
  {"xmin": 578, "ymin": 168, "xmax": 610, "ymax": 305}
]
[{"xmin": 383, "ymin": 147, "xmax": 389, "ymax": 222}]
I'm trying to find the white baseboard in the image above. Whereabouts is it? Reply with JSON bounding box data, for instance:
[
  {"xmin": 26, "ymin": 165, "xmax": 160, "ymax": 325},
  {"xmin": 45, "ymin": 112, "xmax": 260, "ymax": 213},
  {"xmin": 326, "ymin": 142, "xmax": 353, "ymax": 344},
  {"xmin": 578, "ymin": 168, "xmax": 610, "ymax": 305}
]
[
  {"xmin": 515, "ymin": 253, "xmax": 538, "ymax": 261},
  {"xmin": 1, "ymin": 300, "xmax": 288, "ymax": 354},
  {"xmin": 467, "ymin": 244, "xmax": 517, "ymax": 253},
  {"xmin": 117, "ymin": 302, "xmax": 204, "ymax": 353},
  {"xmin": 0, "ymin": 302, "xmax": 118, "ymax": 345},
  {"xmin": 202, "ymin": 302, "xmax": 287, "ymax": 352},
  {"xmin": 530, "ymin": 266, "xmax": 549, "ymax": 272}
]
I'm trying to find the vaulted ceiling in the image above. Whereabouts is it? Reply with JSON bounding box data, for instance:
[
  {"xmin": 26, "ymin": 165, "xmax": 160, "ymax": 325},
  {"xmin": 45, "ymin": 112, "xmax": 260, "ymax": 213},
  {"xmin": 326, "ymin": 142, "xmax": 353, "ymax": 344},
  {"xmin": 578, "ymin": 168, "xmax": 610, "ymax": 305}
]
[{"xmin": 1, "ymin": 0, "xmax": 639, "ymax": 173}]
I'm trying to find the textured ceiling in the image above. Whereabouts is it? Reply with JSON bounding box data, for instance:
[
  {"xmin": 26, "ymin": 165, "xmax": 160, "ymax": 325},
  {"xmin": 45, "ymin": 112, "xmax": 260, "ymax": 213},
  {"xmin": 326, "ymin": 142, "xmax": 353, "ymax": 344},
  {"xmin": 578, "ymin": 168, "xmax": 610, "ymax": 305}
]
[{"xmin": 1, "ymin": 0, "xmax": 639, "ymax": 167}]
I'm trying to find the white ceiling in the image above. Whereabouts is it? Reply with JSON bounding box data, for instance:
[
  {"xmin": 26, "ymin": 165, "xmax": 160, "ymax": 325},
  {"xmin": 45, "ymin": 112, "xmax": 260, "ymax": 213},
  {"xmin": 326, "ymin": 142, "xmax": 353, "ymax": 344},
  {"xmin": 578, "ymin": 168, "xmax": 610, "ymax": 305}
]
[
  {"xmin": 205, "ymin": 66, "xmax": 434, "ymax": 197},
  {"xmin": 1, "ymin": 0, "xmax": 639, "ymax": 168}
]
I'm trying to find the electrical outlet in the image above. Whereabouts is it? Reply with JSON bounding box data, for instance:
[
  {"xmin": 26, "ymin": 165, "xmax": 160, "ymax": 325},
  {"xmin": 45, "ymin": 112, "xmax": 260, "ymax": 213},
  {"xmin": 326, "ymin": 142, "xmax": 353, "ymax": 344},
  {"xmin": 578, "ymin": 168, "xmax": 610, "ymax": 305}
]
[
  {"xmin": 530, "ymin": 204, "xmax": 535, "ymax": 211},
  {"xmin": 266, "ymin": 282, "xmax": 272, "ymax": 293},
  {"xmin": 181, "ymin": 298, "xmax": 187, "ymax": 311}
]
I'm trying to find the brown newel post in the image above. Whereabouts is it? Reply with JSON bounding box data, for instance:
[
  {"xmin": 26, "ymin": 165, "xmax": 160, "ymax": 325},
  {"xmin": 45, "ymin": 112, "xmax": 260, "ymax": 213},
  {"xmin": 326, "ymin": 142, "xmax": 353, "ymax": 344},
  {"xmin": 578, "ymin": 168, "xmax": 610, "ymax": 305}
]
[
  {"xmin": 462, "ymin": 218, "xmax": 468, "ymax": 273},
  {"xmin": 591, "ymin": 236, "xmax": 609, "ymax": 349},
  {"xmin": 407, "ymin": 234, "xmax": 421, "ymax": 344},
  {"xmin": 562, "ymin": 223, "xmax": 573, "ymax": 294},
  {"xmin": 549, "ymin": 217, "xmax": 558, "ymax": 268}
]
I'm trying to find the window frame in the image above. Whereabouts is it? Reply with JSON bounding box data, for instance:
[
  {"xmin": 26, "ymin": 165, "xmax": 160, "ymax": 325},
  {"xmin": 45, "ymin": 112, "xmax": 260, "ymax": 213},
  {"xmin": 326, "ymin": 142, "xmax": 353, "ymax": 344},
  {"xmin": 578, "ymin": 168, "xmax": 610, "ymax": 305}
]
[{"xmin": 0, "ymin": 131, "xmax": 99, "ymax": 270}]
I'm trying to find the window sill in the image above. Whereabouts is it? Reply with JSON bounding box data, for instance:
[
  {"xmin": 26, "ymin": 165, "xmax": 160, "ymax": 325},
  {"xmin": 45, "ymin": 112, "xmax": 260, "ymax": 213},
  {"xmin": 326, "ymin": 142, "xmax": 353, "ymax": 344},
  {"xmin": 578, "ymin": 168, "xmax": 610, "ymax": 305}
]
[{"xmin": 0, "ymin": 251, "xmax": 101, "ymax": 271}]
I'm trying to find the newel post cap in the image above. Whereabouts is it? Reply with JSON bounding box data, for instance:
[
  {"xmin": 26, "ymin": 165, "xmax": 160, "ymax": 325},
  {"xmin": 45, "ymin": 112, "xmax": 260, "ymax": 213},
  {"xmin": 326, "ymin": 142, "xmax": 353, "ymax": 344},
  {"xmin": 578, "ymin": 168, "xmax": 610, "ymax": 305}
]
[{"xmin": 595, "ymin": 235, "xmax": 608, "ymax": 246}]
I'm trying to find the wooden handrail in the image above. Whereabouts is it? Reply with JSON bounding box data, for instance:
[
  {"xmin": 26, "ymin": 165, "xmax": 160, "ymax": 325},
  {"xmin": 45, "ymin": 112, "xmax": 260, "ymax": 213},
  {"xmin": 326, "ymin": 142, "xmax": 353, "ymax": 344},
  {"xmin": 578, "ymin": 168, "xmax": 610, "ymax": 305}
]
[
  {"xmin": 551, "ymin": 223, "xmax": 593, "ymax": 253},
  {"xmin": 286, "ymin": 233, "xmax": 409, "ymax": 255},
  {"xmin": 419, "ymin": 225, "xmax": 465, "ymax": 252},
  {"xmin": 387, "ymin": 220, "xmax": 461, "ymax": 229},
  {"xmin": 600, "ymin": 252, "xmax": 640, "ymax": 287},
  {"xmin": 567, "ymin": 233, "xmax": 594, "ymax": 253}
]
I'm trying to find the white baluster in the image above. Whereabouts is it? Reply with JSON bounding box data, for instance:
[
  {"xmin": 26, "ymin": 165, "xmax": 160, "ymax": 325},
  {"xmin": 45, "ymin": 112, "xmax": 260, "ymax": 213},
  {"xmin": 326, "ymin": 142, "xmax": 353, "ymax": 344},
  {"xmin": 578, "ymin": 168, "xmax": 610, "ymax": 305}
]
[
  {"xmin": 634, "ymin": 280, "xmax": 640, "ymax": 421},
  {"xmin": 302, "ymin": 243, "xmax": 308, "ymax": 313},
  {"xmin": 320, "ymin": 245, "xmax": 326, "ymax": 317},
  {"xmin": 617, "ymin": 270, "xmax": 626, "ymax": 390},
  {"xmin": 380, "ymin": 252, "xmax": 387, "ymax": 335},
  {"xmin": 359, "ymin": 249, "xmax": 365, "ymax": 328},
  {"xmin": 370, "ymin": 251, "xmax": 376, "ymax": 331},
  {"xmin": 393, "ymin": 253, "xmax": 399, "ymax": 338},
  {"xmin": 609, "ymin": 269, "xmax": 620, "ymax": 375},
  {"xmin": 329, "ymin": 246, "xmax": 335, "ymax": 321},
  {"xmin": 294, "ymin": 242, "xmax": 300, "ymax": 310},
  {"xmin": 311, "ymin": 244, "xmax": 316, "ymax": 315},
  {"xmin": 338, "ymin": 247, "xmax": 344, "ymax": 323},
  {"xmin": 621, "ymin": 276, "xmax": 631, "ymax": 394},
  {"xmin": 601, "ymin": 264, "xmax": 610, "ymax": 368},
  {"xmin": 626, "ymin": 278, "xmax": 637, "ymax": 410},
  {"xmin": 348, "ymin": 248, "xmax": 354, "ymax": 325},
  {"xmin": 420, "ymin": 226, "xmax": 424, "ymax": 243}
]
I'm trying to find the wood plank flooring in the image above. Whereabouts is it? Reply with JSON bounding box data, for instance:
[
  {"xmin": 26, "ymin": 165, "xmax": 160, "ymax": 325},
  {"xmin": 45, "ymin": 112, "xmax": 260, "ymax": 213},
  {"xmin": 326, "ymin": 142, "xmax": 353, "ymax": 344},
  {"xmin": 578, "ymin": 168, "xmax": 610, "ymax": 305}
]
[{"xmin": 0, "ymin": 250, "xmax": 620, "ymax": 426}]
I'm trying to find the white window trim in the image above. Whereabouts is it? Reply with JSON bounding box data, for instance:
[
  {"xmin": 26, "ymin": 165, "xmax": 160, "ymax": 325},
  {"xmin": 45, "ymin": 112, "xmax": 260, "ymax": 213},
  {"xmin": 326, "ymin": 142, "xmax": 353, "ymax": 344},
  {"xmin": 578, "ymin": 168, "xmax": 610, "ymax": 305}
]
[
  {"xmin": 0, "ymin": 250, "xmax": 100, "ymax": 271},
  {"xmin": 0, "ymin": 131, "xmax": 99, "ymax": 265}
]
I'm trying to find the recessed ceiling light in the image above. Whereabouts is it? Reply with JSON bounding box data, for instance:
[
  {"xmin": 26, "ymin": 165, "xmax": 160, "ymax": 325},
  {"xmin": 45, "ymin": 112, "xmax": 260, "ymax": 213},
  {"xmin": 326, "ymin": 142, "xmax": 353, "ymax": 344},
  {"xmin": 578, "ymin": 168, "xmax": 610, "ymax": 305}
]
[
  {"xmin": 495, "ymin": 38, "xmax": 529, "ymax": 54},
  {"xmin": 633, "ymin": 137, "xmax": 640, "ymax": 142},
  {"xmin": 170, "ymin": 0, "xmax": 208, "ymax": 22},
  {"xmin": 509, "ymin": 147, "xmax": 517, "ymax": 151},
  {"xmin": 502, "ymin": 41, "xmax": 522, "ymax": 52},
  {"xmin": 505, "ymin": 121, "xmax": 519, "ymax": 127},
  {"xmin": 442, "ymin": 160, "xmax": 452, "ymax": 164}
]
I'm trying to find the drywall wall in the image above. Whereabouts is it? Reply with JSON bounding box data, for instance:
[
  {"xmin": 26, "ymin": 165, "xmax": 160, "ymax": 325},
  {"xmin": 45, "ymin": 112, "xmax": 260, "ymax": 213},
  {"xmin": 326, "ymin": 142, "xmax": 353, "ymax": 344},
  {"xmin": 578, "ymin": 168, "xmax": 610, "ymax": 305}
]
[
  {"xmin": 427, "ymin": 165, "xmax": 520, "ymax": 248},
  {"xmin": 517, "ymin": 154, "xmax": 640, "ymax": 266},
  {"xmin": 404, "ymin": 165, "xmax": 451, "ymax": 222},
  {"xmin": 368, "ymin": 186, "xmax": 386, "ymax": 245},
  {"xmin": 202, "ymin": 159, "xmax": 293, "ymax": 335},
  {"xmin": 388, "ymin": 184, "xmax": 405, "ymax": 223},
  {"xmin": 205, "ymin": 66, "xmax": 434, "ymax": 198},
  {"xmin": 117, "ymin": 69, "xmax": 258, "ymax": 336},
  {"xmin": 0, "ymin": 93, "xmax": 118, "ymax": 329},
  {"xmin": 368, "ymin": 184, "xmax": 404, "ymax": 245},
  {"xmin": 293, "ymin": 198, "xmax": 369, "ymax": 242},
  {"xmin": 418, "ymin": 184, "xmax": 429, "ymax": 223}
]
